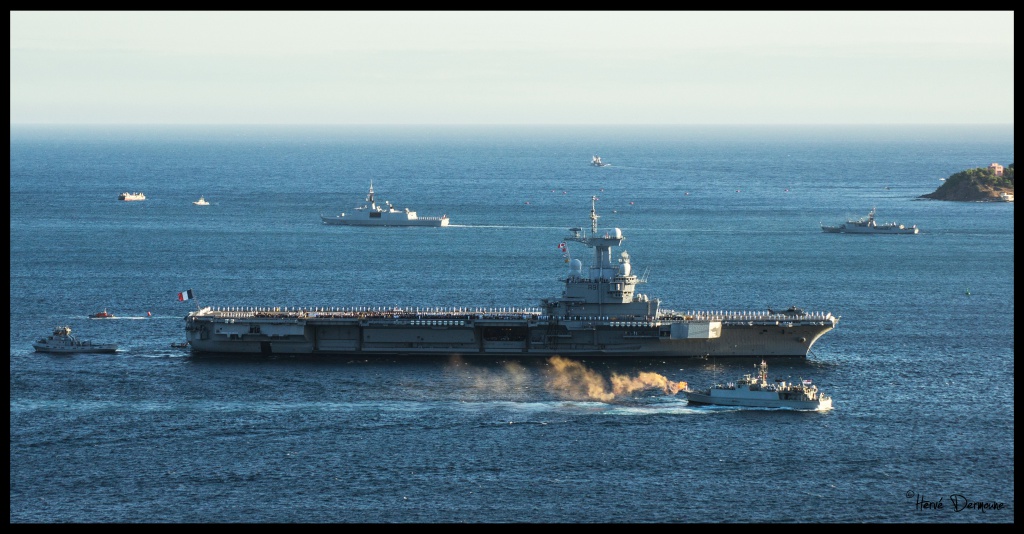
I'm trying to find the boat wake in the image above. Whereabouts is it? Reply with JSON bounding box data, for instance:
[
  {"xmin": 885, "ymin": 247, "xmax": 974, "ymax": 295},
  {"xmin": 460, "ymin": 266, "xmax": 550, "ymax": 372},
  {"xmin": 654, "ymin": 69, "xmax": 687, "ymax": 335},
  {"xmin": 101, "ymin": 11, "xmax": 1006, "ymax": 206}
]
[
  {"xmin": 603, "ymin": 403, "xmax": 703, "ymax": 416},
  {"xmin": 448, "ymin": 224, "xmax": 564, "ymax": 229},
  {"xmin": 452, "ymin": 398, "xmax": 702, "ymax": 419},
  {"xmin": 136, "ymin": 351, "xmax": 191, "ymax": 359}
]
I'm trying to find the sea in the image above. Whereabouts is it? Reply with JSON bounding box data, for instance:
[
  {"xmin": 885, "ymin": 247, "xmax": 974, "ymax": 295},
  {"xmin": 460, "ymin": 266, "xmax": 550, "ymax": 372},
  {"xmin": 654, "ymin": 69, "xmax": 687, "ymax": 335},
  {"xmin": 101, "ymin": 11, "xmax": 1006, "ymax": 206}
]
[{"xmin": 9, "ymin": 124, "xmax": 1014, "ymax": 523}]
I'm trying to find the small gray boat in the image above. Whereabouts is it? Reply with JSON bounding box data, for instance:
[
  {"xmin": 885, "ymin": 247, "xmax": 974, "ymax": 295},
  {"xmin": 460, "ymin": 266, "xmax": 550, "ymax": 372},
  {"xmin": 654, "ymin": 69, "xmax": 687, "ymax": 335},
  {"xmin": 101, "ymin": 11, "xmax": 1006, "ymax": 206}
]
[{"xmin": 33, "ymin": 326, "xmax": 118, "ymax": 354}]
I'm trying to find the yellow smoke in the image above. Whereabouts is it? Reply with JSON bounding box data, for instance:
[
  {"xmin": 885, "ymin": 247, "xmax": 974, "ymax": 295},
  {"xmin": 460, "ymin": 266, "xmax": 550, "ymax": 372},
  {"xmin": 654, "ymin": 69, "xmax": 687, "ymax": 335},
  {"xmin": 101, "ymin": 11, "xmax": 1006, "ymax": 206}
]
[
  {"xmin": 545, "ymin": 356, "xmax": 616, "ymax": 401},
  {"xmin": 610, "ymin": 371, "xmax": 685, "ymax": 396},
  {"xmin": 545, "ymin": 356, "xmax": 685, "ymax": 401},
  {"xmin": 446, "ymin": 355, "xmax": 686, "ymax": 402},
  {"xmin": 447, "ymin": 355, "xmax": 532, "ymax": 394}
]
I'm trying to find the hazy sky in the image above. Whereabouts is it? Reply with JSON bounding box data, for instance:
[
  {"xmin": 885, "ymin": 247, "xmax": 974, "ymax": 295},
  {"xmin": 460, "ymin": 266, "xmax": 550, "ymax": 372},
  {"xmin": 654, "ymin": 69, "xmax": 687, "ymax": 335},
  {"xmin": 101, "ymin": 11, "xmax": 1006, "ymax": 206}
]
[{"xmin": 9, "ymin": 11, "xmax": 1015, "ymax": 125}]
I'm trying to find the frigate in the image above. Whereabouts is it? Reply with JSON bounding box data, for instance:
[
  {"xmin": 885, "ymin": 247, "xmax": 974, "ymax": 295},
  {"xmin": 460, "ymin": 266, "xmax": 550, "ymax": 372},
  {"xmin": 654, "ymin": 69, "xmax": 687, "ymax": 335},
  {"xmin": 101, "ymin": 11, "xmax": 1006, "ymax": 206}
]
[
  {"xmin": 320, "ymin": 181, "xmax": 449, "ymax": 227},
  {"xmin": 185, "ymin": 197, "xmax": 839, "ymax": 358},
  {"xmin": 821, "ymin": 207, "xmax": 919, "ymax": 234}
]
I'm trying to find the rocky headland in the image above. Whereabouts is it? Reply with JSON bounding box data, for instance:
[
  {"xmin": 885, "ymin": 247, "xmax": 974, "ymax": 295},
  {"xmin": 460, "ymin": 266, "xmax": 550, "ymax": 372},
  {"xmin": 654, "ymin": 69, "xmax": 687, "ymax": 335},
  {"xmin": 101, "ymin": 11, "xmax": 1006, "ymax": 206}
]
[{"xmin": 920, "ymin": 163, "xmax": 1014, "ymax": 201}]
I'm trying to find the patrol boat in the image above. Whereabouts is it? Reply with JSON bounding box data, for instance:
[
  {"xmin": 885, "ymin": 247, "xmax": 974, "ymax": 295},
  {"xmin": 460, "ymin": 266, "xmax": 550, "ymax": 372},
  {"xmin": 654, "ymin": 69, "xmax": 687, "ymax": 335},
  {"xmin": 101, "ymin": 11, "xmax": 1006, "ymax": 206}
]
[
  {"xmin": 683, "ymin": 360, "xmax": 832, "ymax": 410},
  {"xmin": 320, "ymin": 181, "xmax": 449, "ymax": 227},
  {"xmin": 185, "ymin": 197, "xmax": 838, "ymax": 358},
  {"xmin": 33, "ymin": 326, "xmax": 118, "ymax": 354},
  {"xmin": 821, "ymin": 207, "xmax": 919, "ymax": 234}
]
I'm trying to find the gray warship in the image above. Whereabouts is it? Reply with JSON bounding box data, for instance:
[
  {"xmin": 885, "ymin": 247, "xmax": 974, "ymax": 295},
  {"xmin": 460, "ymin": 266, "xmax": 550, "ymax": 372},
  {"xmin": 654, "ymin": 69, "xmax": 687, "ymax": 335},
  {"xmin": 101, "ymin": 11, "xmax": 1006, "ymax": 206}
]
[
  {"xmin": 184, "ymin": 197, "xmax": 839, "ymax": 358},
  {"xmin": 683, "ymin": 360, "xmax": 833, "ymax": 410},
  {"xmin": 821, "ymin": 207, "xmax": 919, "ymax": 234},
  {"xmin": 33, "ymin": 326, "xmax": 118, "ymax": 354},
  {"xmin": 320, "ymin": 181, "xmax": 449, "ymax": 227}
]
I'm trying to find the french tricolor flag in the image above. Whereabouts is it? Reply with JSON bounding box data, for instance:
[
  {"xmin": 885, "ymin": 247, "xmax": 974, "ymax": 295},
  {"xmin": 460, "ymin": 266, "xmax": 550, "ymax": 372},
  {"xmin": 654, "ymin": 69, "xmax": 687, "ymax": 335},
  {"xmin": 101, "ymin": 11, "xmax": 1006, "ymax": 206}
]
[{"xmin": 177, "ymin": 289, "xmax": 194, "ymax": 302}]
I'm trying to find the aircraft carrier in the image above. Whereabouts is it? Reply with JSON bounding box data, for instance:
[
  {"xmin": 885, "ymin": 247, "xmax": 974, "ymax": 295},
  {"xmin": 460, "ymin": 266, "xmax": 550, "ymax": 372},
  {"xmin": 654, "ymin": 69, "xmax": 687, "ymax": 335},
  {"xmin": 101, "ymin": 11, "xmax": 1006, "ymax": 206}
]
[{"xmin": 184, "ymin": 197, "xmax": 839, "ymax": 358}]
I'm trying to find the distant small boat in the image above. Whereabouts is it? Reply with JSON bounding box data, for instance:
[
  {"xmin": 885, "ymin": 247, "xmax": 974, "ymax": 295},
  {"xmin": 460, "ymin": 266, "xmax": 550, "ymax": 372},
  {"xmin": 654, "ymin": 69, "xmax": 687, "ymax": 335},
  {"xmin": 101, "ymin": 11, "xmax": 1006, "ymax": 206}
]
[
  {"xmin": 170, "ymin": 341, "xmax": 190, "ymax": 349},
  {"xmin": 118, "ymin": 192, "xmax": 146, "ymax": 201},
  {"xmin": 89, "ymin": 309, "xmax": 116, "ymax": 319},
  {"xmin": 999, "ymin": 192, "xmax": 1013, "ymax": 202},
  {"xmin": 193, "ymin": 196, "xmax": 210, "ymax": 206},
  {"xmin": 591, "ymin": 155, "xmax": 609, "ymax": 167}
]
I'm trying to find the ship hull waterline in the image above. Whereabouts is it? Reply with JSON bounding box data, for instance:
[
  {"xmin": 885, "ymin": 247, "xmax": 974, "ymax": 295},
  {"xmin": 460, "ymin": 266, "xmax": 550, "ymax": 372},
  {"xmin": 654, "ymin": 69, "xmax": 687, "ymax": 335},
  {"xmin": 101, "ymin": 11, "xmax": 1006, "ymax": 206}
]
[
  {"xmin": 184, "ymin": 311, "xmax": 836, "ymax": 358},
  {"xmin": 684, "ymin": 392, "xmax": 830, "ymax": 410},
  {"xmin": 33, "ymin": 346, "xmax": 119, "ymax": 354}
]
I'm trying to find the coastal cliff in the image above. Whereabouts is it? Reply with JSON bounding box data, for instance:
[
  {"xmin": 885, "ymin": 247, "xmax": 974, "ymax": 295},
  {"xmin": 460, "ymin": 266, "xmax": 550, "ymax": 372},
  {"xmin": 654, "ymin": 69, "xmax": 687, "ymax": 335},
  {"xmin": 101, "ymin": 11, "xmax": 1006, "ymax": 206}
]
[{"xmin": 921, "ymin": 164, "xmax": 1014, "ymax": 201}]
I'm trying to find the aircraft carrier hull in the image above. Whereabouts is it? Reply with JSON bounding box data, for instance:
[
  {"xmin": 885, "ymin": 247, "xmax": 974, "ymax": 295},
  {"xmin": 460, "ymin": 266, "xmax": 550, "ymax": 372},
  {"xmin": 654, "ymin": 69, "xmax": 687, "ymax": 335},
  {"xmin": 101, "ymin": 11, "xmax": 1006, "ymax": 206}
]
[{"xmin": 184, "ymin": 308, "xmax": 837, "ymax": 358}]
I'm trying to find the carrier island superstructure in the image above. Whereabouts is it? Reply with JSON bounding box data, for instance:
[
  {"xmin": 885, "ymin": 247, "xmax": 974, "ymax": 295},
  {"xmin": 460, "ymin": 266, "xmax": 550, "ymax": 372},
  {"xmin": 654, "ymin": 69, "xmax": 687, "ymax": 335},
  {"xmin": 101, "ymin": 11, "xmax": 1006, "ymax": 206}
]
[{"xmin": 184, "ymin": 198, "xmax": 839, "ymax": 358}]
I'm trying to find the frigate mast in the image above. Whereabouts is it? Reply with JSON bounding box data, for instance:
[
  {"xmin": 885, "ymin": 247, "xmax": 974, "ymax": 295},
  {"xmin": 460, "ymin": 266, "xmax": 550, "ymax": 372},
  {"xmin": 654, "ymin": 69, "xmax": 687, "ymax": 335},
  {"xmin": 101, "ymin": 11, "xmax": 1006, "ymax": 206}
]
[
  {"xmin": 565, "ymin": 196, "xmax": 623, "ymax": 283},
  {"xmin": 589, "ymin": 195, "xmax": 599, "ymax": 235}
]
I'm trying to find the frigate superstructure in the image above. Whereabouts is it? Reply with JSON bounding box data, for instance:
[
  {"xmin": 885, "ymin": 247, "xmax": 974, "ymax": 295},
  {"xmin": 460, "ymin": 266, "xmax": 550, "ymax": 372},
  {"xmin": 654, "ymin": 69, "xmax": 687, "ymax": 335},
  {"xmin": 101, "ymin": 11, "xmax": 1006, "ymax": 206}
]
[{"xmin": 186, "ymin": 197, "xmax": 838, "ymax": 358}]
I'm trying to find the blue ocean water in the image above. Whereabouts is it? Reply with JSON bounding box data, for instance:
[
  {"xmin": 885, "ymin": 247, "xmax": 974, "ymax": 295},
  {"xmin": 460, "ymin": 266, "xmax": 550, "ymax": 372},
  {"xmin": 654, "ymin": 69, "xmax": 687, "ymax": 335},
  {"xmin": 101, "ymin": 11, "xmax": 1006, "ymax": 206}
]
[{"xmin": 9, "ymin": 125, "xmax": 1014, "ymax": 523}]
